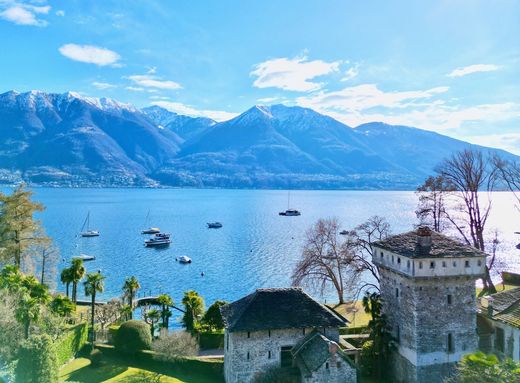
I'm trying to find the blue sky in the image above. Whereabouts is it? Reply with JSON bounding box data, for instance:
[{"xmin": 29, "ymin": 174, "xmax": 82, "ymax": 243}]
[{"xmin": 1, "ymin": 0, "xmax": 519, "ymax": 153}]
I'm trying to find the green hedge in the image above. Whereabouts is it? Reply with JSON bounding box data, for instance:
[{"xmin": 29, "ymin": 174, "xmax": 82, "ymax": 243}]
[
  {"xmin": 339, "ymin": 326, "xmax": 369, "ymax": 335},
  {"xmin": 114, "ymin": 320, "xmax": 152, "ymax": 354},
  {"xmin": 108, "ymin": 325, "xmax": 120, "ymax": 344},
  {"xmin": 55, "ymin": 323, "xmax": 88, "ymax": 366},
  {"xmin": 199, "ymin": 332, "xmax": 224, "ymax": 350},
  {"xmin": 16, "ymin": 335, "xmax": 58, "ymax": 383},
  {"xmin": 96, "ymin": 344, "xmax": 224, "ymax": 378}
]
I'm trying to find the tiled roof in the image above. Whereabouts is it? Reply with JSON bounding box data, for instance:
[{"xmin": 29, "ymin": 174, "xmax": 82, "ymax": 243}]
[
  {"xmin": 220, "ymin": 287, "xmax": 346, "ymax": 332},
  {"xmin": 488, "ymin": 287, "xmax": 520, "ymax": 312},
  {"xmin": 372, "ymin": 230, "xmax": 487, "ymax": 258},
  {"xmin": 494, "ymin": 301, "xmax": 520, "ymax": 328}
]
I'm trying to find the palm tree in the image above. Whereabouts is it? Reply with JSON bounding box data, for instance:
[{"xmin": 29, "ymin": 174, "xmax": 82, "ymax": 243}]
[
  {"xmin": 70, "ymin": 259, "xmax": 86, "ymax": 303},
  {"xmin": 144, "ymin": 308, "xmax": 161, "ymax": 338},
  {"xmin": 122, "ymin": 276, "xmax": 140, "ymax": 319},
  {"xmin": 60, "ymin": 267, "xmax": 73, "ymax": 298},
  {"xmin": 181, "ymin": 290, "xmax": 205, "ymax": 333},
  {"xmin": 15, "ymin": 294, "xmax": 41, "ymax": 339},
  {"xmin": 84, "ymin": 272, "xmax": 105, "ymax": 342},
  {"xmin": 157, "ymin": 293, "xmax": 173, "ymax": 329}
]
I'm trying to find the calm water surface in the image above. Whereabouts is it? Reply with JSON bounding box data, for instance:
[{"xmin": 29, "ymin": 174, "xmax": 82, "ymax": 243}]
[{"xmin": 8, "ymin": 188, "xmax": 520, "ymax": 309}]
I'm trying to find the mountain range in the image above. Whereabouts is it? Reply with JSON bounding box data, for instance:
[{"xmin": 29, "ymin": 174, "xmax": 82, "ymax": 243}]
[{"xmin": 0, "ymin": 90, "xmax": 515, "ymax": 189}]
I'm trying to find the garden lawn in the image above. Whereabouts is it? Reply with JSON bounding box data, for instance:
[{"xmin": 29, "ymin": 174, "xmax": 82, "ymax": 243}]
[
  {"xmin": 329, "ymin": 301, "xmax": 372, "ymax": 328},
  {"xmin": 60, "ymin": 357, "xmax": 221, "ymax": 383}
]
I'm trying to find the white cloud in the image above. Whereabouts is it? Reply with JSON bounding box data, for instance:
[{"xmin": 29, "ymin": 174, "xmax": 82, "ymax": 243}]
[
  {"xmin": 151, "ymin": 101, "xmax": 238, "ymax": 122},
  {"xmin": 55, "ymin": 10, "xmax": 64, "ymax": 17},
  {"xmin": 59, "ymin": 44, "xmax": 121, "ymax": 66},
  {"xmin": 0, "ymin": 2, "xmax": 50, "ymax": 26},
  {"xmin": 341, "ymin": 64, "xmax": 359, "ymax": 82},
  {"xmin": 127, "ymin": 74, "xmax": 181, "ymax": 90},
  {"xmin": 92, "ymin": 81, "xmax": 116, "ymax": 90},
  {"xmin": 447, "ymin": 64, "xmax": 500, "ymax": 78},
  {"xmin": 467, "ymin": 133, "xmax": 520, "ymax": 155},
  {"xmin": 251, "ymin": 55, "xmax": 341, "ymax": 92},
  {"xmin": 296, "ymin": 83, "xmax": 449, "ymax": 112}
]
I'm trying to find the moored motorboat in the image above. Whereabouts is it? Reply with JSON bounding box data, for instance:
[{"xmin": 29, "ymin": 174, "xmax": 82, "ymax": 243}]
[
  {"xmin": 339, "ymin": 230, "xmax": 349, "ymax": 235},
  {"xmin": 73, "ymin": 254, "xmax": 96, "ymax": 261},
  {"xmin": 178, "ymin": 255, "xmax": 192, "ymax": 264},
  {"xmin": 144, "ymin": 233, "xmax": 171, "ymax": 247},
  {"xmin": 207, "ymin": 222, "xmax": 223, "ymax": 228}
]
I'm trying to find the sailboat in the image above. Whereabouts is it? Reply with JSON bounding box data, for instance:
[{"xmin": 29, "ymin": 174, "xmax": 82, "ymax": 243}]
[
  {"xmin": 279, "ymin": 191, "xmax": 301, "ymax": 216},
  {"xmin": 80, "ymin": 211, "xmax": 100, "ymax": 237},
  {"xmin": 141, "ymin": 209, "xmax": 161, "ymax": 234}
]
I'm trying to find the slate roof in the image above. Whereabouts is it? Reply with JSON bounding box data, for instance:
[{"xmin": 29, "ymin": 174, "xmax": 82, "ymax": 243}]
[
  {"xmin": 488, "ymin": 287, "xmax": 520, "ymax": 328},
  {"xmin": 220, "ymin": 287, "xmax": 346, "ymax": 332},
  {"xmin": 292, "ymin": 331, "xmax": 354, "ymax": 375},
  {"xmin": 372, "ymin": 230, "xmax": 488, "ymax": 258}
]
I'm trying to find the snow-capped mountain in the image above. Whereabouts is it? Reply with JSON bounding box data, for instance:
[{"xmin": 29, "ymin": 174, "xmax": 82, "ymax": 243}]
[{"xmin": 0, "ymin": 90, "xmax": 517, "ymax": 188}]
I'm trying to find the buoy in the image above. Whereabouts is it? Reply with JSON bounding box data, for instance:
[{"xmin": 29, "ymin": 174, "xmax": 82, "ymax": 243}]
[{"xmin": 201, "ymin": 272, "xmax": 204, "ymax": 277}]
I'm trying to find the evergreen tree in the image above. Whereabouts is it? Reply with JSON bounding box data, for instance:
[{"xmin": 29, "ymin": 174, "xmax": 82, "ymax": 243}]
[{"xmin": 181, "ymin": 290, "xmax": 205, "ymax": 333}]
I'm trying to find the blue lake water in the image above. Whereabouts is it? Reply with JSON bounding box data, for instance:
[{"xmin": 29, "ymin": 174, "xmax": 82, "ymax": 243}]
[{"xmin": 6, "ymin": 188, "xmax": 520, "ymax": 310}]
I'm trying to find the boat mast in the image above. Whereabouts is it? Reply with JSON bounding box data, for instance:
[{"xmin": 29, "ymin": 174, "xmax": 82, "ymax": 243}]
[{"xmin": 287, "ymin": 191, "xmax": 291, "ymax": 210}]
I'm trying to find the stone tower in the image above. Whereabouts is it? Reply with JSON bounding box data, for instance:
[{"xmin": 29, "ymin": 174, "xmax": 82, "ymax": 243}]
[{"xmin": 372, "ymin": 227, "xmax": 487, "ymax": 383}]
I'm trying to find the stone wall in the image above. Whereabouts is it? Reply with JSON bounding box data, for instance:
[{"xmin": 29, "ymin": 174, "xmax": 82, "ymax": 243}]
[
  {"xmin": 301, "ymin": 352, "xmax": 357, "ymax": 383},
  {"xmin": 379, "ymin": 266, "xmax": 478, "ymax": 383},
  {"xmin": 224, "ymin": 327, "xmax": 338, "ymax": 383}
]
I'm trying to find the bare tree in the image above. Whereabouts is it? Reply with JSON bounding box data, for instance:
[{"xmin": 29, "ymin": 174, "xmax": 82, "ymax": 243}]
[
  {"xmin": 347, "ymin": 216, "xmax": 392, "ymax": 292},
  {"xmin": 415, "ymin": 176, "xmax": 455, "ymax": 232},
  {"xmin": 152, "ymin": 331, "xmax": 199, "ymax": 361},
  {"xmin": 291, "ymin": 218, "xmax": 362, "ymax": 304},
  {"xmin": 493, "ymin": 155, "xmax": 520, "ymax": 211},
  {"xmin": 90, "ymin": 299, "xmax": 123, "ymax": 330},
  {"xmin": 436, "ymin": 149, "xmax": 498, "ymax": 293}
]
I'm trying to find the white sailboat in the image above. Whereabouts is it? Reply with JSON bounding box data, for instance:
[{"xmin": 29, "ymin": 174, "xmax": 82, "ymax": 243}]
[
  {"xmin": 80, "ymin": 211, "xmax": 100, "ymax": 237},
  {"xmin": 141, "ymin": 209, "xmax": 160, "ymax": 234},
  {"xmin": 279, "ymin": 191, "xmax": 301, "ymax": 216}
]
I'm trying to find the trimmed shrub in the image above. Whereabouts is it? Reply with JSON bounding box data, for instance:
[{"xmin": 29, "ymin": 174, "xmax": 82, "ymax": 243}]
[
  {"xmin": 55, "ymin": 322, "xmax": 89, "ymax": 366},
  {"xmin": 114, "ymin": 320, "xmax": 152, "ymax": 354},
  {"xmin": 108, "ymin": 325, "xmax": 120, "ymax": 344},
  {"xmin": 199, "ymin": 332, "xmax": 224, "ymax": 350},
  {"xmin": 15, "ymin": 334, "xmax": 58, "ymax": 383}
]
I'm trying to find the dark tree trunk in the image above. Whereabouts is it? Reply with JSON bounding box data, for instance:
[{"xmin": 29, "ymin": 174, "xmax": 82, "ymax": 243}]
[{"xmin": 91, "ymin": 293, "xmax": 96, "ymax": 342}]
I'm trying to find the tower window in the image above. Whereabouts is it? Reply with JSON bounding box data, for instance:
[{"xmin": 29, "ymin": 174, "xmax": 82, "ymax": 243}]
[
  {"xmin": 465, "ymin": 260, "xmax": 470, "ymax": 268},
  {"xmin": 247, "ymin": 351, "xmax": 250, "ymax": 360},
  {"xmin": 247, "ymin": 332, "xmax": 251, "ymax": 338},
  {"xmin": 326, "ymin": 362, "xmax": 329, "ymax": 369},
  {"xmin": 392, "ymin": 255, "xmax": 394, "ymax": 263},
  {"xmin": 447, "ymin": 333, "xmax": 454, "ymax": 353},
  {"xmin": 419, "ymin": 262, "xmax": 423, "ymax": 269},
  {"xmin": 407, "ymin": 260, "xmax": 410, "ymax": 269},
  {"xmin": 397, "ymin": 257, "xmax": 401, "ymax": 264},
  {"xmin": 302, "ymin": 328, "xmax": 306, "ymax": 335},
  {"xmin": 453, "ymin": 261, "xmax": 457, "ymax": 267},
  {"xmin": 430, "ymin": 261, "xmax": 435, "ymax": 269},
  {"xmin": 268, "ymin": 351, "xmax": 271, "ymax": 359},
  {"xmin": 380, "ymin": 251, "xmax": 384, "ymax": 258},
  {"xmin": 447, "ymin": 294, "xmax": 452, "ymax": 305},
  {"xmin": 268, "ymin": 330, "xmax": 271, "ymax": 337},
  {"xmin": 478, "ymin": 260, "xmax": 482, "ymax": 267},
  {"xmin": 395, "ymin": 288, "xmax": 399, "ymax": 298},
  {"xmin": 442, "ymin": 261, "xmax": 447, "ymax": 268}
]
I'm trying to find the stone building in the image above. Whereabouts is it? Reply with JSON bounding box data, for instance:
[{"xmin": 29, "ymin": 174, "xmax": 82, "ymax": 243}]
[
  {"xmin": 372, "ymin": 227, "xmax": 487, "ymax": 383},
  {"xmin": 478, "ymin": 287, "xmax": 520, "ymax": 360},
  {"xmin": 220, "ymin": 287, "xmax": 357, "ymax": 383}
]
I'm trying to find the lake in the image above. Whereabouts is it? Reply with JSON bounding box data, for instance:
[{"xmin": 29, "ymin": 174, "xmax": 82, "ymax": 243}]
[{"xmin": 5, "ymin": 188, "xmax": 520, "ymax": 309}]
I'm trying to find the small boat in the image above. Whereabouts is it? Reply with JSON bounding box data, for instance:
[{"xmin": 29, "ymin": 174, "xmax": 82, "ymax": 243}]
[
  {"xmin": 279, "ymin": 209, "xmax": 301, "ymax": 216},
  {"xmin": 144, "ymin": 233, "xmax": 171, "ymax": 247},
  {"xmin": 178, "ymin": 256, "xmax": 192, "ymax": 264},
  {"xmin": 80, "ymin": 212, "xmax": 99, "ymax": 237},
  {"xmin": 142, "ymin": 227, "xmax": 161, "ymax": 234},
  {"xmin": 141, "ymin": 210, "xmax": 160, "ymax": 234},
  {"xmin": 279, "ymin": 191, "xmax": 301, "ymax": 216},
  {"xmin": 517, "ymin": 243, "xmax": 520, "ymax": 250},
  {"xmin": 207, "ymin": 222, "xmax": 223, "ymax": 229},
  {"xmin": 339, "ymin": 230, "xmax": 349, "ymax": 235},
  {"xmin": 73, "ymin": 254, "xmax": 96, "ymax": 261}
]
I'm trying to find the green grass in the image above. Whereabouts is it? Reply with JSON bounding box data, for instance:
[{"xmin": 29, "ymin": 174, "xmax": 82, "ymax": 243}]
[
  {"xmin": 476, "ymin": 283, "xmax": 517, "ymax": 297},
  {"xmin": 60, "ymin": 356, "xmax": 222, "ymax": 383},
  {"xmin": 329, "ymin": 301, "xmax": 372, "ymax": 328}
]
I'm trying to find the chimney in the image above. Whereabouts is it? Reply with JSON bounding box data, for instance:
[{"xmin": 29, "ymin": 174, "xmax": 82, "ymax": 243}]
[{"xmin": 417, "ymin": 226, "xmax": 432, "ymax": 249}]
